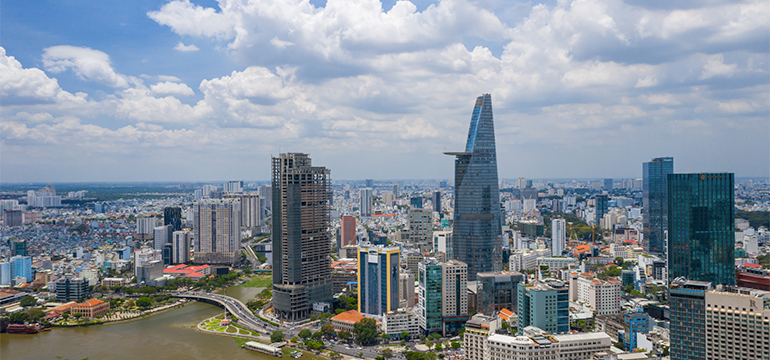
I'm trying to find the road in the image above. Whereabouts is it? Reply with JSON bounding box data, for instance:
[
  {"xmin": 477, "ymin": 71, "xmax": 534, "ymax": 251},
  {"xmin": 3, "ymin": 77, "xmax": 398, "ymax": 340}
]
[
  {"xmin": 176, "ymin": 292, "xmax": 278, "ymax": 335},
  {"xmin": 241, "ymin": 242, "xmax": 261, "ymax": 269},
  {"xmin": 331, "ymin": 344, "xmax": 382, "ymax": 360}
]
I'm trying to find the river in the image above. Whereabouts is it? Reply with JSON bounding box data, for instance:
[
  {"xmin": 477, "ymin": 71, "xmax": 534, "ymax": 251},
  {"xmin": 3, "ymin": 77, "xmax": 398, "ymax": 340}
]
[{"xmin": 1, "ymin": 286, "xmax": 317, "ymax": 360}]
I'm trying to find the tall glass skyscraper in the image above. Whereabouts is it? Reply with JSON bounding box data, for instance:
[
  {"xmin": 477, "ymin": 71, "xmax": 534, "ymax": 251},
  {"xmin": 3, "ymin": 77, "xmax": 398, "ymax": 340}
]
[
  {"xmin": 643, "ymin": 157, "xmax": 673, "ymax": 255},
  {"xmin": 357, "ymin": 242, "xmax": 400, "ymax": 316},
  {"xmin": 668, "ymin": 173, "xmax": 735, "ymax": 286},
  {"xmin": 445, "ymin": 94, "xmax": 501, "ymax": 281},
  {"xmin": 595, "ymin": 194, "xmax": 609, "ymax": 228}
]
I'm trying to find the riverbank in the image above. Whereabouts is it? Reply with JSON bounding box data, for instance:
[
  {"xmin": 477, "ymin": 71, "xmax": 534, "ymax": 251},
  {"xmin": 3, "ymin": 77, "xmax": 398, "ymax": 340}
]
[
  {"xmin": 53, "ymin": 300, "xmax": 189, "ymax": 328},
  {"xmin": 1, "ymin": 302, "xmax": 291, "ymax": 360}
]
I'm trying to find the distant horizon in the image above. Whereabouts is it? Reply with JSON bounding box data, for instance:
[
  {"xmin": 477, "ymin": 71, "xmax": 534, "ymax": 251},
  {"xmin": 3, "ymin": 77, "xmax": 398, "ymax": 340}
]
[{"xmin": 2, "ymin": 174, "xmax": 767, "ymax": 188}]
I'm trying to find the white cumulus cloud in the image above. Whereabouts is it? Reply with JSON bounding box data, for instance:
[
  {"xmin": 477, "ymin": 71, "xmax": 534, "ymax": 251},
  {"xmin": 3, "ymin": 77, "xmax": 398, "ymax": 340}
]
[
  {"xmin": 175, "ymin": 42, "xmax": 200, "ymax": 52},
  {"xmin": 42, "ymin": 45, "xmax": 130, "ymax": 87},
  {"xmin": 151, "ymin": 81, "xmax": 195, "ymax": 96}
]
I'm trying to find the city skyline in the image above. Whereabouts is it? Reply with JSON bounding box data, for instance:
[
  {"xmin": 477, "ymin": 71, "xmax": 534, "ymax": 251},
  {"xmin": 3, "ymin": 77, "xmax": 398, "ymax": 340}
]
[{"xmin": 2, "ymin": 0, "xmax": 768, "ymax": 183}]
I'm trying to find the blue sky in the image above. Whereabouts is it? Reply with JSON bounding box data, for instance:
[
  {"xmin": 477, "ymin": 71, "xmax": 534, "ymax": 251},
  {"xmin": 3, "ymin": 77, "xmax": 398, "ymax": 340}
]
[{"xmin": 1, "ymin": 0, "xmax": 768, "ymax": 182}]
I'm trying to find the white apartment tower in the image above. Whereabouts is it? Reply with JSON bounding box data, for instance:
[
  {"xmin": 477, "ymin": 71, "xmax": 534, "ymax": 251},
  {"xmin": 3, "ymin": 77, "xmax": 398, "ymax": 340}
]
[
  {"xmin": 136, "ymin": 216, "xmax": 157, "ymax": 235},
  {"xmin": 442, "ymin": 259, "xmax": 468, "ymax": 326},
  {"xmin": 224, "ymin": 192, "xmax": 261, "ymax": 231},
  {"xmin": 172, "ymin": 230, "xmax": 191, "ymax": 264},
  {"xmin": 551, "ymin": 218, "xmax": 566, "ymax": 256},
  {"xmin": 574, "ymin": 272, "xmax": 621, "ymax": 315}
]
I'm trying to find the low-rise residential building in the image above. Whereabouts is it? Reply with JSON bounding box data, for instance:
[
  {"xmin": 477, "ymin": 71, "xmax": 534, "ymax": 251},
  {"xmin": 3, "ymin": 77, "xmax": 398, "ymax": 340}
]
[
  {"xmin": 595, "ymin": 314, "xmax": 625, "ymax": 342},
  {"xmin": 537, "ymin": 257, "xmax": 578, "ymax": 272},
  {"xmin": 623, "ymin": 309, "xmax": 649, "ymax": 351},
  {"xmin": 101, "ymin": 277, "xmax": 128, "ymax": 287},
  {"xmin": 509, "ymin": 250, "xmax": 538, "ymax": 272},
  {"xmin": 573, "ymin": 272, "xmax": 621, "ymax": 315},
  {"xmin": 382, "ymin": 308, "xmax": 420, "ymax": 339}
]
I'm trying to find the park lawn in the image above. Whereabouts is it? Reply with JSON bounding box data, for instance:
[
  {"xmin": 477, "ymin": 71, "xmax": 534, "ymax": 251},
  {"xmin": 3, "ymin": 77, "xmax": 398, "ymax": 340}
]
[{"xmin": 239, "ymin": 274, "xmax": 272, "ymax": 288}]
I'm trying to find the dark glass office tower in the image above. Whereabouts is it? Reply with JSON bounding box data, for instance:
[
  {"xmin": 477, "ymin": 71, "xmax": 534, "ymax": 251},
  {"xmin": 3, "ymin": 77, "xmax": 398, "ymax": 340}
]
[
  {"xmin": 163, "ymin": 206, "xmax": 183, "ymax": 232},
  {"xmin": 668, "ymin": 173, "xmax": 735, "ymax": 285},
  {"xmin": 643, "ymin": 157, "xmax": 673, "ymax": 255},
  {"xmin": 433, "ymin": 191, "xmax": 441, "ymax": 213},
  {"xmin": 445, "ymin": 94, "xmax": 501, "ymax": 281},
  {"xmin": 272, "ymin": 153, "xmax": 333, "ymax": 321},
  {"xmin": 595, "ymin": 194, "xmax": 608, "ymax": 227}
]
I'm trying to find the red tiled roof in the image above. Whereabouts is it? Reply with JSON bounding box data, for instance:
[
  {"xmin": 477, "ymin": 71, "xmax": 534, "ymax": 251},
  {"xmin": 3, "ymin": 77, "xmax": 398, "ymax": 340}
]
[
  {"xmin": 76, "ymin": 299, "xmax": 105, "ymax": 308},
  {"xmin": 743, "ymin": 263, "xmax": 762, "ymax": 268},
  {"xmin": 332, "ymin": 310, "xmax": 366, "ymax": 324}
]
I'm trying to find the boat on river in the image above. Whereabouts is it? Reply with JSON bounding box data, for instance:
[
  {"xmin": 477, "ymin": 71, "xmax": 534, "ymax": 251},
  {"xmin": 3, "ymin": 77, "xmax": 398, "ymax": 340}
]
[{"xmin": 6, "ymin": 324, "xmax": 42, "ymax": 334}]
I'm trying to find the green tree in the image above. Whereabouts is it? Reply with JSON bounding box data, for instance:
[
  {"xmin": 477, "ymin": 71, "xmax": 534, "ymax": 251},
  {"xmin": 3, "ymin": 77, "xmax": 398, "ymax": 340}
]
[
  {"xmin": 405, "ymin": 351, "xmax": 427, "ymax": 360},
  {"xmin": 9, "ymin": 312, "xmax": 30, "ymax": 324},
  {"xmin": 381, "ymin": 332, "xmax": 390, "ymax": 341},
  {"xmin": 27, "ymin": 308, "xmax": 45, "ymax": 322},
  {"xmin": 614, "ymin": 257, "xmax": 624, "ymax": 266},
  {"xmin": 345, "ymin": 296, "xmax": 357, "ymax": 310},
  {"xmin": 270, "ymin": 329, "xmax": 284, "ymax": 343},
  {"xmin": 352, "ymin": 317, "xmax": 378, "ymax": 344},
  {"xmin": 338, "ymin": 330, "xmax": 352, "ymax": 342},
  {"xmin": 311, "ymin": 331, "xmax": 324, "ymax": 341},
  {"xmin": 299, "ymin": 329, "xmax": 312, "ymax": 339},
  {"xmin": 72, "ymin": 313, "xmax": 83, "ymax": 320},
  {"xmin": 435, "ymin": 342, "xmax": 443, "ymax": 351},
  {"xmin": 400, "ymin": 331, "xmax": 411, "ymax": 340},
  {"xmin": 382, "ymin": 348, "xmax": 394, "ymax": 359},
  {"xmin": 321, "ymin": 323, "xmax": 336, "ymax": 338},
  {"xmin": 135, "ymin": 296, "xmax": 152, "ymax": 309},
  {"xmin": 451, "ymin": 341, "xmax": 461, "ymax": 349},
  {"xmin": 19, "ymin": 296, "xmax": 37, "ymax": 307},
  {"xmin": 426, "ymin": 341, "xmax": 433, "ymax": 349},
  {"xmin": 329, "ymin": 351, "xmax": 343, "ymax": 360}
]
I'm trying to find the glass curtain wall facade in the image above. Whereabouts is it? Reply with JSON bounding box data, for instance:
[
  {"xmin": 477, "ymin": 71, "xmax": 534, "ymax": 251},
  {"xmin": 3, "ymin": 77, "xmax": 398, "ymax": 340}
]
[
  {"xmin": 163, "ymin": 206, "xmax": 183, "ymax": 232},
  {"xmin": 419, "ymin": 258, "xmax": 444, "ymax": 334},
  {"xmin": 357, "ymin": 242, "xmax": 400, "ymax": 315},
  {"xmin": 595, "ymin": 194, "xmax": 609, "ymax": 227},
  {"xmin": 643, "ymin": 157, "xmax": 673, "ymax": 255},
  {"xmin": 445, "ymin": 94, "xmax": 502, "ymax": 281},
  {"xmin": 668, "ymin": 173, "xmax": 735, "ymax": 286}
]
